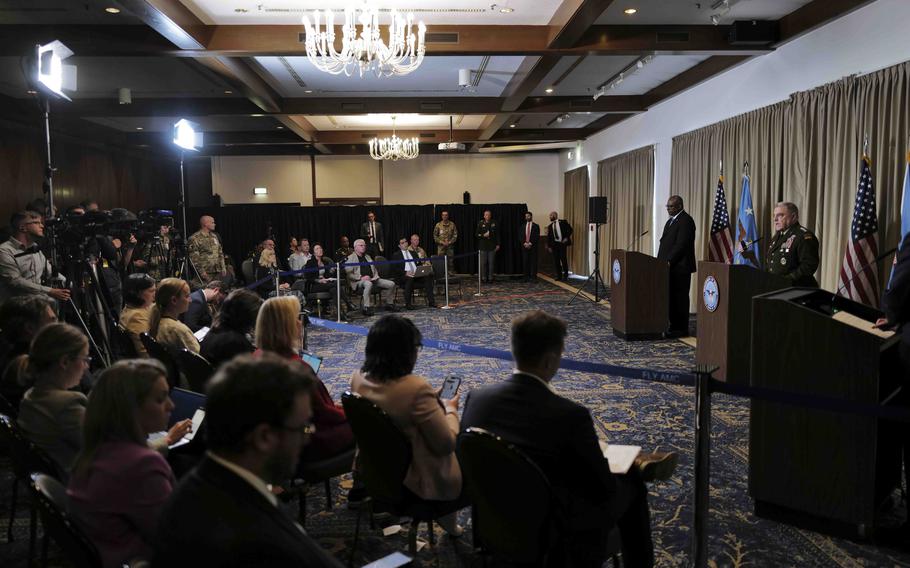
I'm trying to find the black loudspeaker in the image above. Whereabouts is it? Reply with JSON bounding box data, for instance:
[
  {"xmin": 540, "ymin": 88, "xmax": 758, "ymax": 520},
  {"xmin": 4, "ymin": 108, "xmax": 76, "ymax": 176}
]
[
  {"xmin": 588, "ymin": 196, "xmax": 608, "ymax": 224},
  {"xmin": 729, "ymin": 20, "xmax": 778, "ymax": 45},
  {"xmin": 463, "ymin": 191, "xmax": 471, "ymax": 204}
]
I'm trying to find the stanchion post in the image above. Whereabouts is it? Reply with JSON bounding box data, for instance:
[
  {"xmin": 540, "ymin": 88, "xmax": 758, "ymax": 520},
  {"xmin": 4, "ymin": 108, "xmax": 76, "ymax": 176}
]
[
  {"xmin": 336, "ymin": 263, "xmax": 342, "ymax": 323},
  {"xmin": 474, "ymin": 250, "xmax": 484, "ymax": 297},
  {"xmin": 691, "ymin": 366, "xmax": 715, "ymax": 568},
  {"xmin": 441, "ymin": 255, "xmax": 452, "ymax": 309}
]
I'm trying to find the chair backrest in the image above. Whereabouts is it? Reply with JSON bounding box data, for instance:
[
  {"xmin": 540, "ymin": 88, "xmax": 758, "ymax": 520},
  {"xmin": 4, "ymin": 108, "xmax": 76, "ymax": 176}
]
[
  {"xmin": 171, "ymin": 348, "xmax": 214, "ymax": 393},
  {"xmin": 1, "ymin": 414, "xmax": 63, "ymax": 481},
  {"xmin": 457, "ymin": 427, "xmax": 555, "ymax": 563},
  {"xmin": 430, "ymin": 256, "xmax": 446, "ymax": 281},
  {"xmin": 32, "ymin": 474, "xmax": 103, "ymax": 568},
  {"xmin": 241, "ymin": 259, "xmax": 255, "ymax": 284},
  {"xmin": 373, "ymin": 256, "xmax": 390, "ymax": 280},
  {"xmin": 109, "ymin": 322, "xmax": 139, "ymax": 359},
  {"xmin": 340, "ymin": 391, "xmax": 412, "ymax": 505},
  {"xmin": 140, "ymin": 332, "xmax": 180, "ymax": 389}
]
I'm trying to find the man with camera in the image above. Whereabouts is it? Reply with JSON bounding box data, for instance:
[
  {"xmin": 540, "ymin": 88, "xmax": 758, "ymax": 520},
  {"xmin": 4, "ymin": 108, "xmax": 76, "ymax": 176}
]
[{"xmin": 0, "ymin": 211, "xmax": 70, "ymax": 306}]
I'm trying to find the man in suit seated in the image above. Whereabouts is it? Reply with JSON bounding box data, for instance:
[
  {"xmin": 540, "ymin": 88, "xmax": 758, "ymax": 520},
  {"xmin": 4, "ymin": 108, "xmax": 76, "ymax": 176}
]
[
  {"xmin": 461, "ymin": 310, "xmax": 676, "ymax": 568},
  {"xmin": 152, "ymin": 353, "xmax": 343, "ymax": 568},
  {"xmin": 183, "ymin": 280, "xmax": 225, "ymax": 332},
  {"xmin": 344, "ymin": 238, "xmax": 397, "ymax": 317},
  {"xmin": 390, "ymin": 236, "xmax": 437, "ymax": 310}
]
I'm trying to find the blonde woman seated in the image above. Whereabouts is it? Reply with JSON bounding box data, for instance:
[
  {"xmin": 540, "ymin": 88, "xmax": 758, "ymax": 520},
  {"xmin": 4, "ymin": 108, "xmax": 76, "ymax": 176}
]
[
  {"xmin": 149, "ymin": 277, "xmax": 199, "ymax": 354},
  {"xmin": 350, "ymin": 315, "xmax": 465, "ymax": 535},
  {"xmin": 253, "ymin": 239, "xmax": 290, "ymax": 298},
  {"xmin": 120, "ymin": 273, "xmax": 156, "ymax": 357},
  {"xmin": 255, "ymin": 295, "xmax": 353, "ymax": 462},
  {"xmin": 16, "ymin": 323, "xmax": 91, "ymax": 475},
  {"xmin": 68, "ymin": 360, "xmax": 177, "ymax": 568}
]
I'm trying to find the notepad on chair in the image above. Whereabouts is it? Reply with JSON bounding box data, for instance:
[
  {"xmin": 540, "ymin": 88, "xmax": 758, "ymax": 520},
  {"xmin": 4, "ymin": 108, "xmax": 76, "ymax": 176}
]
[{"xmin": 599, "ymin": 441, "xmax": 641, "ymax": 475}]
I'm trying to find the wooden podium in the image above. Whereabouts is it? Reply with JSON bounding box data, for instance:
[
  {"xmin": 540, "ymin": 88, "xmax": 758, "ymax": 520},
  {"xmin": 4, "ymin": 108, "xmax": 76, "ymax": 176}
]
[
  {"xmin": 609, "ymin": 250, "xmax": 668, "ymax": 340},
  {"xmin": 695, "ymin": 262, "xmax": 788, "ymax": 384},
  {"xmin": 749, "ymin": 288, "xmax": 902, "ymax": 534}
]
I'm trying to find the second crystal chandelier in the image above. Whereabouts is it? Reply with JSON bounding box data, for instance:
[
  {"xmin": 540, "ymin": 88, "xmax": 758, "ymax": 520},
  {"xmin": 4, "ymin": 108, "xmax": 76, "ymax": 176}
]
[
  {"xmin": 369, "ymin": 117, "xmax": 419, "ymax": 161},
  {"xmin": 301, "ymin": 5, "xmax": 427, "ymax": 78}
]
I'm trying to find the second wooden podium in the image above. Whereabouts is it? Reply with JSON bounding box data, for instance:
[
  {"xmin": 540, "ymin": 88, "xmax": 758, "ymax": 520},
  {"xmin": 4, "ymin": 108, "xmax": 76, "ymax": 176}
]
[
  {"xmin": 610, "ymin": 249, "xmax": 668, "ymax": 340},
  {"xmin": 695, "ymin": 261, "xmax": 788, "ymax": 384}
]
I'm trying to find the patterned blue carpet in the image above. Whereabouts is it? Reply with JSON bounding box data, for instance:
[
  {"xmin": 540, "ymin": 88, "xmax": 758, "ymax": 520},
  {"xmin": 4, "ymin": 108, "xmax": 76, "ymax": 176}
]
[{"xmin": 1, "ymin": 277, "xmax": 908, "ymax": 567}]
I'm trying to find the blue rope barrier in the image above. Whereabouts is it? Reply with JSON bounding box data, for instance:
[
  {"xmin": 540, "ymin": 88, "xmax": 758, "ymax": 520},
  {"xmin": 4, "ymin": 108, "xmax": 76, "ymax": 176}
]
[{"xmin": 309, "ymin": 316, "xmax": 910, "ymax": 422}]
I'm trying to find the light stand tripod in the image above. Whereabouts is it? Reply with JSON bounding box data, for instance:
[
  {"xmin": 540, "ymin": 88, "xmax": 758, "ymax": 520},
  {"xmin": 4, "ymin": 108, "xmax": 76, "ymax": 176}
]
[
  {"xmin": 177, "ymin": 150, "xmax": 190, "ymax": 280},
  {"xmin": 569, "ymin": 222, "xmax": 607, "ymax": 305},
  {"xmin": 40, "ymin": 96, "xmax": 60, "ymax": 267}
]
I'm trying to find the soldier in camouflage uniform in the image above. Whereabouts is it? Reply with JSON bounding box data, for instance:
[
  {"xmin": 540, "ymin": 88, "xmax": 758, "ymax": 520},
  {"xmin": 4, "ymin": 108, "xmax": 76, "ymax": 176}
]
[
  {"xmin": 433, "ymin": 210, "xmax": 458, "ymax": 274},
  {"xmin": 187, "ymin": 215, "xmax": 226, "ymax": 288},
  {"xmin": 766, "ymin": 202, "xmax": 820, "ymax": 287}
]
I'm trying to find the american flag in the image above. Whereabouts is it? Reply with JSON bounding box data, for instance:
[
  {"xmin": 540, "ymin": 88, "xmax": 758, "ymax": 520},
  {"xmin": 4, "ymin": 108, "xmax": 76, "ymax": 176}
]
[
  {"xmin": 708, "ymin": 176, "xmax": 734, "ymax": 263},
  {"xmin": 837, "ymin": 156, "xmax": 880, "ymax": 307}
]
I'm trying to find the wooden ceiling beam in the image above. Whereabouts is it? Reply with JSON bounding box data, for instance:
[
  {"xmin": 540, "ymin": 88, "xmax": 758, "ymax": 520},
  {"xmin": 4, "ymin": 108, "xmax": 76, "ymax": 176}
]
[{"xmin": 546, "ymin": 0, "xmax": 616, "ymax": 49}]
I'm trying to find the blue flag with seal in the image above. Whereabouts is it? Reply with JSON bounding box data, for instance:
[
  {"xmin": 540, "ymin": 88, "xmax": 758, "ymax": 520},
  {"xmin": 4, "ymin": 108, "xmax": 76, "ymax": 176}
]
[
  {"xmin": 889, "ymin": 151, "xmax": 910, "ymax": 287},
  {"xmin": 733, "ymin": 173, "xmax": 760, "ymax": 268}
]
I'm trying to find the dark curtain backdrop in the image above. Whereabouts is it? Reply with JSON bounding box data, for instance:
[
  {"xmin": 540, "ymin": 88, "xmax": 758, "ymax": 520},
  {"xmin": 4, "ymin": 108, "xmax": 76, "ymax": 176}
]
[{"xmin": 186, "ymin": 202, "xmax": 528, "ymax": 277}]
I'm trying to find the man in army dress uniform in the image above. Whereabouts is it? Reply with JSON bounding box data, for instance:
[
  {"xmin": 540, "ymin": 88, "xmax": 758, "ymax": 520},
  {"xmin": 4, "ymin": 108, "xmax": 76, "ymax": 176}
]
[
  {"xmin": 766, "ymin": 202, "xmax": 820, "ymax": 287},
  {"xmin": 433, "ymin": 210, "xmax": 458, "ymax": 274},
  {"xmin": 188, "ymin": 215, "xmax": 226, "ymax": 288},
  {"xmin": 476, "ymin": 210, "xmax": 500, "ymax": 283}
]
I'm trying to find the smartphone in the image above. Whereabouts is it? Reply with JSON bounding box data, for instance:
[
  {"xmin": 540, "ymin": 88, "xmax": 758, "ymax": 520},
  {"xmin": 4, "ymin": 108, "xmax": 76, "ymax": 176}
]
[
  {"xmin": 362, "ymin": 552, "xmax": 412, "ymax": 568},
  {"xmin": 439, "ymin": 376, "xmax": 462, "ymax": 400}
]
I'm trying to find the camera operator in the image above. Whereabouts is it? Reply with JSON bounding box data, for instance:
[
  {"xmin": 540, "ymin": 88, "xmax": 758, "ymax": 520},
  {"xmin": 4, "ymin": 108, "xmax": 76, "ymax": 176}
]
[
  {"xmin": 0, "ymin": 211, "xmax": 71, "ymax": 306},
  {"xmin": 132, "ymin": 212, "xmax": 176, "ymax": 281}
]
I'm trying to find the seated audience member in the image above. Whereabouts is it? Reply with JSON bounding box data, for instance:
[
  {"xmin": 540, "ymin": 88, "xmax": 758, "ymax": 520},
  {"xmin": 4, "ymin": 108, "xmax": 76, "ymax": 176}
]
[
  {"xmin": 255, "ymin": 296, "xmax": 353, "ymax": 462},
  {"xmin": 16, "ymin": 323, "xmax": 89, "ymax": 474},
  {"xmin": 120, "ymin": 273, "xmax": 156, "ymax": 357},
  {"xmin": 461, "ymin": 310, "xmax": 676, "ymax": 568},
  {"xmin": 0, "ymin": 295, "xmax": 57, "ymax": 406},
  {"xmin": 200, "ymin": 288, "xmax": 261, "ymax": 370},
  {"xmin": 151, "ymin": 354, "xmax": 344, "ymax": 568},
  {"xmin": 335, "ymin": 235, "xmax": 354, "ymax": 263},
  {"xmin": 350, "ymin": 315, "xmax": 464, "ymax": 535},
  {"xmin": 303, "ymin": 243, "xmax": 341, "ymax": 313},
  {"xmin": 288, "ymin": 238, "xmax": 312, "ymax": 273},
  {"xmin": 253, "ymin": 239, "xmax": 290, "ymax": 298},
  {"xmin": 149, "ymin": 278, "xmax": 199, "ymax": 353},
  {"xmin": 390, "ymin": 237, "xmax": 437, "ymax": 310},
  {"xmin": 183, "ymin": 280, "xmax": 225, "ymax": 332},
  {"xmin": 344, "ymin": 238, "xmax": 396, "ymax": 317},
  {"xmin": 67, "ymin": 360, "xmax": 178, "ymax": 568}
]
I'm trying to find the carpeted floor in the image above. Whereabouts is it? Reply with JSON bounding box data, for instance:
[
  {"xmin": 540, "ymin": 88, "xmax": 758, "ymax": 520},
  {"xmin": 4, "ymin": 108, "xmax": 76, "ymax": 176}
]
[{"xmin": 2, "ymin": 277, "xmax": 909, "ymax": 567}]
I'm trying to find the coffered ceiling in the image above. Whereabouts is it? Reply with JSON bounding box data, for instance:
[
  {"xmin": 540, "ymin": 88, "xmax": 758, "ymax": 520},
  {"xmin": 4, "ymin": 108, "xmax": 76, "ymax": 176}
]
[{"xmin": 0, "ymin": 0, "xmax": 875, "ymax": 156}]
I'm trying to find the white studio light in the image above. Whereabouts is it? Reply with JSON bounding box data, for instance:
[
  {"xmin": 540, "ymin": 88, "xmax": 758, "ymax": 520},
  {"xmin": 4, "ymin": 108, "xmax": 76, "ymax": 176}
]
[
  {"xmin": 173, "ymin": 119, "xmax": 203, "ymax": 151},
  {"xmin": 36, "ymin": 40, "xmax": 77, "ymax": 100}
]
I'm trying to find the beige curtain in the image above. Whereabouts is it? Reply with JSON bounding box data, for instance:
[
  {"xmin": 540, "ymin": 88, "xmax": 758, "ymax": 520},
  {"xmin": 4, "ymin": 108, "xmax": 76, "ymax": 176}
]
[
  {"xmin": 597, "ymin": 146, "xmax": 655, "ymax": 277},
  {"xmin": 563, "ymin": 167, "xmax": 590, "ymax": 276},
  {"xmin": 670, "ymin": 59, "xmax": 910, "ymax": 296}
]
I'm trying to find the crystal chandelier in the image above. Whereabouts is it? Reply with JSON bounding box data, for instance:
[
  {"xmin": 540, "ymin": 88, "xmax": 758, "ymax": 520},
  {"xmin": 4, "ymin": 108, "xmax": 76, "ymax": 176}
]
[
  {"xmin": 369, "ymin": 117, "xmax": 419, "ymax": 161},
  {"xmin": 301, "ymin": 5, "xmax": 426, "ymax": 78}
]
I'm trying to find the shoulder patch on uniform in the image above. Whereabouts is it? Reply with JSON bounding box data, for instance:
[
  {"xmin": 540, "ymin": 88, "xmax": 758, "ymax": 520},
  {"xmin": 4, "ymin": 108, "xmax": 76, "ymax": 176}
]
[{"xmin": 804, "ymin": 235, "xmax": 813, "ymax": 240}]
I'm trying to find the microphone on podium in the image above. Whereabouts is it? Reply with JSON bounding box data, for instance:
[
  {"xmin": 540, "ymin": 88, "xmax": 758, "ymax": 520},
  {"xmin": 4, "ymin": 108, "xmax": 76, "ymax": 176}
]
[
  {"xmin": 626, "ymin": 230, "xmax": 649, "ymax": 250},
  {"xmin": 739, "ymin": 236, "xmax": 763, "ymax": 252}
]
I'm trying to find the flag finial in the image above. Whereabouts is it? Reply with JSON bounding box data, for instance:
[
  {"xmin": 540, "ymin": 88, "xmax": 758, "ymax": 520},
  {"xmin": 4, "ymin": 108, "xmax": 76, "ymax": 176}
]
[
  {"xmin": 743, "ymin": 160, "xmax": 750, "ymax": 175},
  {"xmin": 863, "ymin": 134, "xmax": 869, "ymax": 157},
  {"xmin": 719, "ymin": 160, "xmax": 723, "ymax": 175}
]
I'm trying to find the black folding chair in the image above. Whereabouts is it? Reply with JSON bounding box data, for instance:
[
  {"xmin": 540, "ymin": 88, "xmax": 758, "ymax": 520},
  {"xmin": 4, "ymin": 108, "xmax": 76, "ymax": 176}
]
[
  {"xmin": 140, "ymin": 332, "xmax": 180, "ymax": 388},
  {"xmin": 291, "ymin": 447, "xmax": 356, "ymax": 526},
  {"xmin": 109, "ymin": 322, "xmax": 139, "ymax": 360},
  {"xmin": 170, "ymin": 348, "xmax": 215, "ymax": 393},
  {"xmin": 32, "ymin": 474, "xmax": 103, "ymax": 568},
  {"xmin": 341, "ymin": 392, "xmax": 459, "ymax": 562}
]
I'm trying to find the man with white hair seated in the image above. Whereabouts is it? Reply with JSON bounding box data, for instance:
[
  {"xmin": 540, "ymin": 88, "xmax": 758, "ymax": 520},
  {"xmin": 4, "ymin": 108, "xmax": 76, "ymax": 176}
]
[{"xmin": 345, "ymin": 239, "xmax": 397, "ymax": 317}]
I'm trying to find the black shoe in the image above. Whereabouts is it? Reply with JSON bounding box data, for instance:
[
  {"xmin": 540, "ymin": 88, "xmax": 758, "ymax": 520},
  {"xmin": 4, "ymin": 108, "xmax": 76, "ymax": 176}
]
[
  {"xmin": 634, "ymin": 451, "xmax": 679, "ymax": 482},
  {"xmin": 385, "ymin": 305, "xmax": 400, "ymax": 312},
  {"xmin": 663, "ymin": 329, "xmax": 688, "ymax": 339},
  {"xmin": 428, "ymin": 303, "xmax": 438, "ymax": 309},
  {"xmin": 361, "ymin": 308, "xmax": 374, "ymax": 317}
]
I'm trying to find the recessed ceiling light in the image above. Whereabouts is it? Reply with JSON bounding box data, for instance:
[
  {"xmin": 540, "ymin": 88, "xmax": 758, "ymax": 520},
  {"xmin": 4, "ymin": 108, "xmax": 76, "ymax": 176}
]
[
  {"xmin": 135, "ymin": 127, "xmax": 143, "ymax": 131},
  {"xmin": 250, "ymin": 114, "xmax": 264, "ymax": 117},
  {"xmin": 545, "ymin": 87, "xmax": 554, "ymax": 94},
  {"xmin": 224, "ymin": 89, "xmax": 233, "ymax": 94},
  {"xmin": 500, "ymin": 7, "xmax": 514, "ymax": 14},
  {"xmin": 26, "ymin": 89, "xmax": 36, "ymax": 95},
  {"xmin": 509, "ymin": 124, "xmax": 516, "ymax": 128},
  {"xmin": 624, "ymin": 8, "xmax": 637, "ymax": 15},
  {"xmin": 105, "ymin": 7, "xmax": 121, "ymax": 14},
  {"xmin": 304, "ymin": 90, "xmax": 313, "ymax": 94},
  {"xmin": 277, "ymin": 126, "xmax": 284, "ymax": 129}
]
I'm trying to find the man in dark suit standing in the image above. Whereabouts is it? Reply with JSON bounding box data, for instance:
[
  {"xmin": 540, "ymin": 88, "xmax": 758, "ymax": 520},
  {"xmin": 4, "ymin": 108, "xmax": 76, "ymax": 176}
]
[
  {"xmin": 359, "ymin": 211, "xmax": 384, "ymax": 258},
  {"xmin": 520, "ymin": 211, "xmax": 540, "ymax": 282},
  {"xmin": 461, "ymin": 310, "xmax": 673, "ymax": 568},
  {"xmin": 152, "ymin": 354, "xmax": 343, "ymax": 568},
  {"xmin": 546, "ymin": 211, "xmax": 573, "ymax": 281},
  {"xmin": 657, "ymin": 195, "xmax": 696, "ymax": 338}
]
